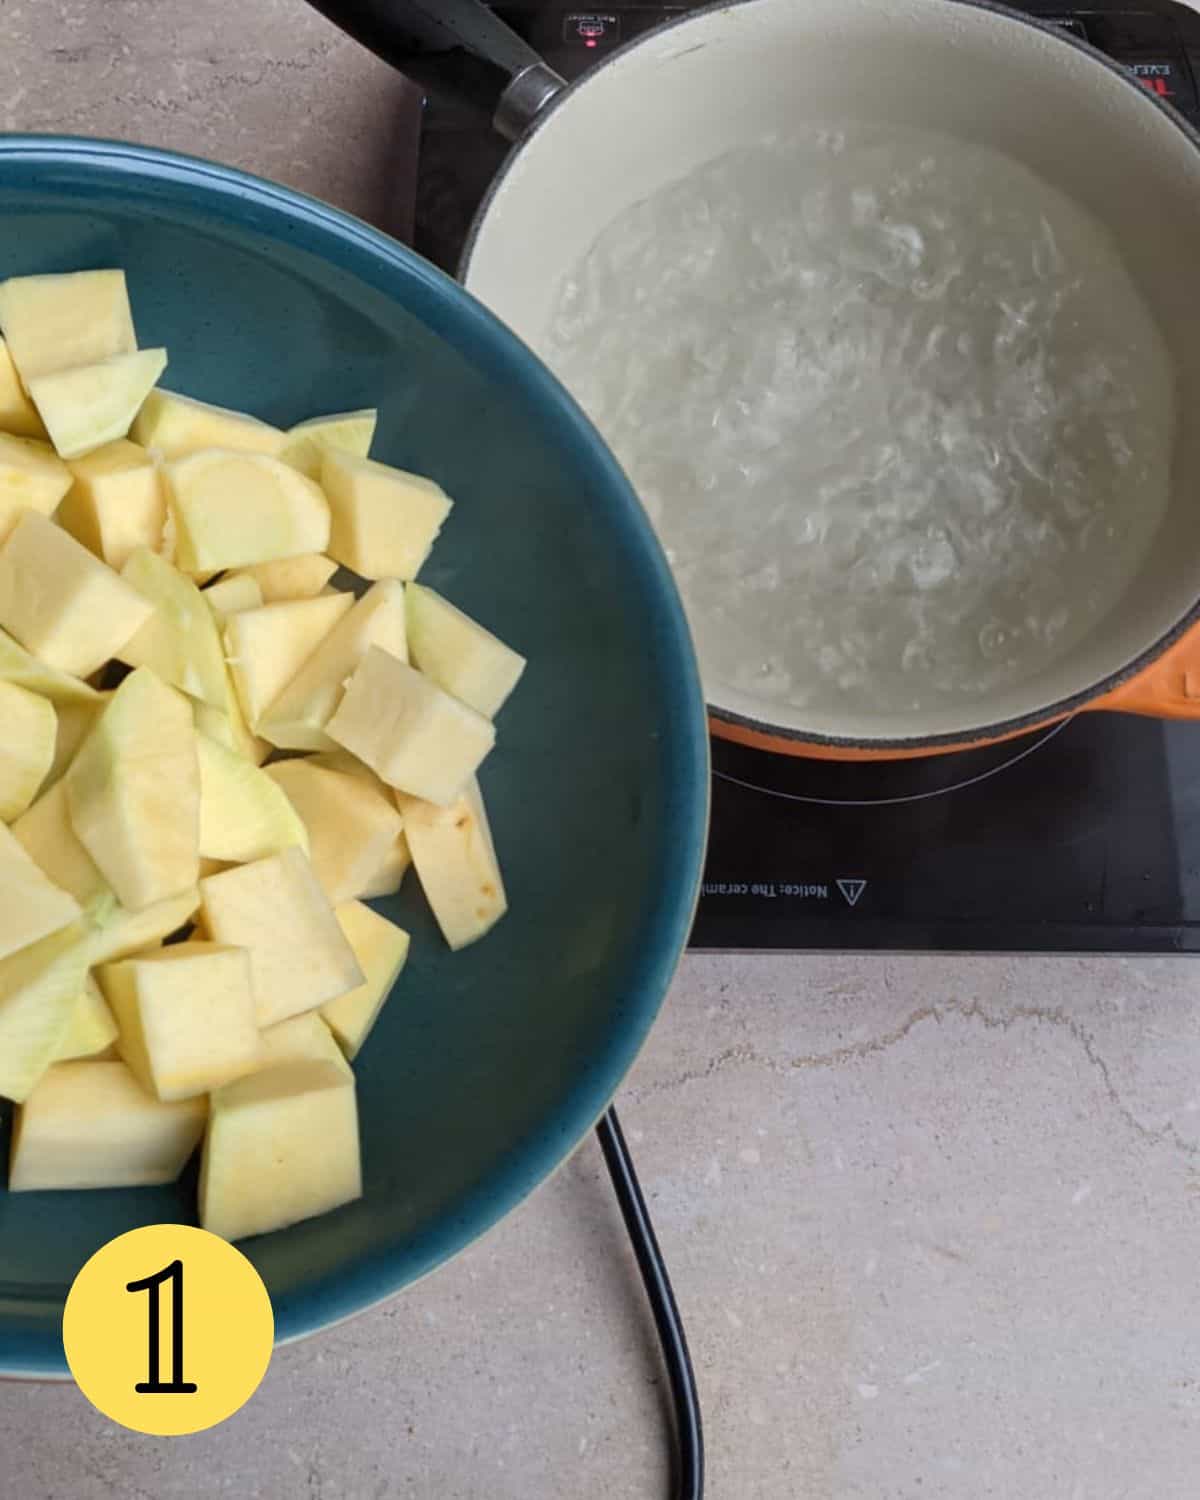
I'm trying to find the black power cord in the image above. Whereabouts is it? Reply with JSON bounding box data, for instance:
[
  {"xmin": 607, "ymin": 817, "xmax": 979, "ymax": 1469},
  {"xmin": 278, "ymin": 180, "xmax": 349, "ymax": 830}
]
[{"xmin": 595, "ymin": 1107, "xmax": 704, "ymax": 1500}]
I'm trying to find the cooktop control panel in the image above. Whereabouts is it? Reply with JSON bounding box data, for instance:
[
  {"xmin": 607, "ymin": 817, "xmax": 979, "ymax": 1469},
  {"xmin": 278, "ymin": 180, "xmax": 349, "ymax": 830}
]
[
  {"xmin": 414, "ymin": 0, "xmax": 1200, "ymax": 270},
  {"xmin": 545, "ymin": 3, "xmax": 1200, "ymax": 111}
]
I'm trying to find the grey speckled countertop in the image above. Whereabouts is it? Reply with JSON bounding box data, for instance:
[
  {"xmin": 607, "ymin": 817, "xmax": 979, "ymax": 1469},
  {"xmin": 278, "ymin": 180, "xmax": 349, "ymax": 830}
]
[{"xmin": 3, "ymin": 5, "xmax": 1200, "ymax": 1497}]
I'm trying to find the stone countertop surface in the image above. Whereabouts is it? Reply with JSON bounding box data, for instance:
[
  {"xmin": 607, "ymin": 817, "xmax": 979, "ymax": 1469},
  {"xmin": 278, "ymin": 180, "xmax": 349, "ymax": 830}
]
[{"xmin": 3, "ymin": 4, "xmax": 1200, "ymax": 1497}]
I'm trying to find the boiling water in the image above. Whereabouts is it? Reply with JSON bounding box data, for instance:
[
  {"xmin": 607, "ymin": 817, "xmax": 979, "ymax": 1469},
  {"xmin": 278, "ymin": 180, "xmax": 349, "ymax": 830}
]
[{"xmin": 545, "ymin": 128, "xmax": 1176, "ymax": 719}]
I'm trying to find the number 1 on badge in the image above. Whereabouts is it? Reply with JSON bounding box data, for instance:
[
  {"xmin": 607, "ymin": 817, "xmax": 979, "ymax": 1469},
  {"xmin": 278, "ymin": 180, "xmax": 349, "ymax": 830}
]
[{"xmin": 127, "ymin": 1258, "xmax": 197, "ymax": 1394}]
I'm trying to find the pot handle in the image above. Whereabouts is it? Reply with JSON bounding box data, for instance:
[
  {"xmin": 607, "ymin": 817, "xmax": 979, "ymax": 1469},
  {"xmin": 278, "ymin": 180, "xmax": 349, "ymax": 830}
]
[
  {"xmin": 1084, "ymin": 616, "xmax": 1200, "ymax": 721},
  {"xmin": 304, "ymin": 0, "xmax": 566, "ymax": 139}
]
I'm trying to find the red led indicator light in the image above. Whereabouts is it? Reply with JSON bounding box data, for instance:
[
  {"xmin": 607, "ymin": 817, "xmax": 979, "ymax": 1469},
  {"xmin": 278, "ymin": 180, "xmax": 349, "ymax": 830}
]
[
  {"xmin": 1129, "ymin": 63, "xmax": 1174, "ymax": 99},
  {"xmin": 566, "ymin": 13, "xmax": 618, "ymax": 47}
]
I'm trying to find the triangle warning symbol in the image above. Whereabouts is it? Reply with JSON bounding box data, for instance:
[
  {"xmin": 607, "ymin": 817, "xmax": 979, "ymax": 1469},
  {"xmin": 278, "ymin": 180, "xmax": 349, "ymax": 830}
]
[{"xmin": 836, "ymin": 878, "xmax": 867, "ymax": 908}]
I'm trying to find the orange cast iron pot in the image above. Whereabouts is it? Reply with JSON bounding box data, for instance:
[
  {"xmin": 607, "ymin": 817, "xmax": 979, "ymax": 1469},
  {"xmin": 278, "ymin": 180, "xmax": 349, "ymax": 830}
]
[{"xmin": 709, "ymin": 614, "xmax": 1200, "ymax": 761}]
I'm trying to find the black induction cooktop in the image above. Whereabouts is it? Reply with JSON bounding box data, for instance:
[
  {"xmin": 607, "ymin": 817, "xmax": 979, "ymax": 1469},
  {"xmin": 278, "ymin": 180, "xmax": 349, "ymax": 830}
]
[
  {"xmin": 698, "ymin": 714, "xmax": 1200, "ymax": 951},
  {"xmin": 411, "ymin": 0, "xmax": 1200, "ymax": 954}
]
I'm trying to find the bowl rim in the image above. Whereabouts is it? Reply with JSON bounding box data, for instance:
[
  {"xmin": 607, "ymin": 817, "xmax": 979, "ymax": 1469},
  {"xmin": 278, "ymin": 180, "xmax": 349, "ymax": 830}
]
[{"xmin": 0, "ymin": 132, "xmax": 710, "ymax": 1379}]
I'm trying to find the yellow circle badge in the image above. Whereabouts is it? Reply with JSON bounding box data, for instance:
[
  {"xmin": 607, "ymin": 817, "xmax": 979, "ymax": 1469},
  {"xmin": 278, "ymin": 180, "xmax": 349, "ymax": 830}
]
[{"xmin": 62, "ymin": 1223, "xmax": 273, "ymax": 1435}]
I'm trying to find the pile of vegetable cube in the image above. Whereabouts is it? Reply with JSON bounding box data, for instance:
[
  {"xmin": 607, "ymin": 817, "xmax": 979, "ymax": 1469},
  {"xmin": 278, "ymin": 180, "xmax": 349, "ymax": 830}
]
[{"xmin": 0, "ymin": 269, "xmax": 524, "ymax": 1241}]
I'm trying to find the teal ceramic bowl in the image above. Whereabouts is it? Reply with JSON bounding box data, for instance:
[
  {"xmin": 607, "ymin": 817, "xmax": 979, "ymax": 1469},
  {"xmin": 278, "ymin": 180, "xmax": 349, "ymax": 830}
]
[{"xmin": 0, "ymin": 136, "xmax": 708, "ymax": 1378}]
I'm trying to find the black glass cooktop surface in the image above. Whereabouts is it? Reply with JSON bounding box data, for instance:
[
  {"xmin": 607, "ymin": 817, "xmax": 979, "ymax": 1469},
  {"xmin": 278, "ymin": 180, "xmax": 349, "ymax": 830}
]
[
  {"xmin": 696, "ymin": 715, "xmax": 1200, "ymax": 952},
  {"xmin": 411, "ymin": 0, "xmax": 1200, "ymax": 952}
]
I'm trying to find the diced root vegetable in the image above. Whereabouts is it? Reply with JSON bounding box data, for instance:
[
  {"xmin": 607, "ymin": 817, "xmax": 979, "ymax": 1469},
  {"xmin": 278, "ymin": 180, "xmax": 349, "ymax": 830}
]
[
  {"xmin": 0, "ymin": 511, "xmax": 154, "ymax": 677},
  {"xmin": 58, "ymin": 438, "xmax": 166, "ymax": 572},
  {"xmin": 0, "ymin": 820, "xmax": 83, "ymax": 963},
  {"xmin": 87, "ymin": 887, "xmax": 200, "ymax": 966},
  {"xmin": 0, "ymin": 916, "xmax": 94, "ymax": 1102},
  {"xmin": 192, "ymin": 576, "xmax": 271, "ymax": 762},
  {"xmin": 197, "ymin": 731, "xmax": 309, "ymax": 863},
  {"xmin": 196, "ymin": 587, "xmax": 271, "ymax": 763},
  {"xmin": 300, "ymin": 749, "xmax": 413, "ymax": 895},
  {"xmin": 165, "ymin": 450, "xmax": 330, "ymax": 572},
  {"xmin": 0, "ymin": 270, "xmax": 136, "ymax": 383},
  {"xmin": 101, "ymin": 942, "xmax": 262, "ymax": 1102},
  {"xmin": 0, "ymin": 625, "xmax": 102, "ymax": 707},
  {"xmin": 232, "ymin": 553, "xmax": 337, "ymax": 602},
  {"xmin": 199, "ymin": 1060, "xmax": 361, "ymax": 1240},
  {"xmin": 0, "ymin": 433, "xmax": 73, "ymax": 544},
  {"xmin": 322, "ymin": 902, "xmax": 410, "ymax": 1058},
  {"xmin": 279, "ymin": 410, "xmax": 376, "ymax": 479},
  {"xmin": 356, "ymin": 832, "xmax": 412, "ymax": 899},
  {"xmin": 200, "ymin": 847, "xmax": 363, "ymax": 1026},
  {"xmin": 65, "ymin": 668, "xmax": 200, "ymax": 911},
  {"xmin": 0, "ymin": 267, "xmax": 514, "ymax": 1231},
  {"xmin": 12, "ymin": 780, "xmax": 109, "ymax": 905},
  {"xmin": 307, "ymin": 748, "xmax": 375, "ymax": 778},
  {"xmin": 321, "ymin": 450, "xmax": 451, "ymax": 581},
  {"xmin": 265, "ymin": 759, "xmax": 404, "ymax": 906},
  {"xmin": 328, "ymin": 645, "xmax": 495, "ymax": 806},
  {"xmin": 406, "ymin": 583, "xmax": 526, "ymax": 719},
  {"xmin": 203, "ymin": 574, "xmax": 264, "ymax": 617},
  {"xmin": 223, "ymin": 592, "xmax": 354, "ymax": 728},
  {"xmin": 256, "ymin": 1010, "xmax": 352, "ymax": 1077},
  {"xmin": 44, "ymin": 696, "xmax": 105, "ymax": 789},
  {"xmin": 9, "ymin": 1060, "xmax": 206, "ymax": 1190},
  {"xmin": 53, "ymin": 974, "xmax": 118, "ymax": 1062},
  {"xmin": 0, "ymin": 680, "xmax": 56, "ymax": 821},
  {"xmin": 28, "ymin": 348, "xmax": 167, "ymax": 460},
  {"xmin": 0, "ymin": 336, "xmax": 47, "ymax": 438},
  {"xmin": 118, "ymin": 546, "xmax": 229, "ymax": 707},
  {"xmin": 259, "ymin": 579, "xmax": 407, "ymax": 752},
  {"xmin": 132, "ymin": 388, "xmax": 284, "ymax": 459},
  {"xmin": 193, "ymin": 697, "xmax": 269, "ymax": 767},
  {"xmin": 398, "ymin": 779, "xmax": 507, "ymax": 950}
]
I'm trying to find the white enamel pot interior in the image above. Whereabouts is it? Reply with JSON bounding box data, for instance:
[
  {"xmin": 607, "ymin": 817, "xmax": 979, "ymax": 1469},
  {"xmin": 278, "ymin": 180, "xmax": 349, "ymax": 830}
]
[{"xmin": 462, "ymin": 0, "xmax": 1200, "ymax": 756}]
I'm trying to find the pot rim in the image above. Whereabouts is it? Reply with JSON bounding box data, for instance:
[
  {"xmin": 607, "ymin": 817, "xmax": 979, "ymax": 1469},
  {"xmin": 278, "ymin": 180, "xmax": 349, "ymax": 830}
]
[
  {"xmin": 460, "ymin": 0, "xmax": 1200, "ymax": 753},
  {"xmin": 709, "ymin": 593, "xmax": 1200, "ymax": 752}
]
